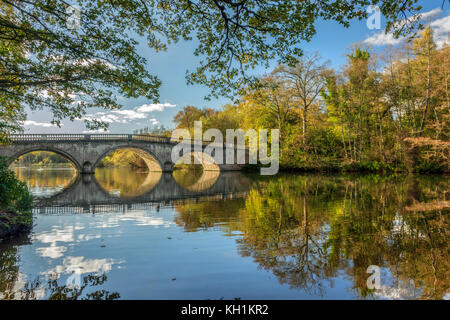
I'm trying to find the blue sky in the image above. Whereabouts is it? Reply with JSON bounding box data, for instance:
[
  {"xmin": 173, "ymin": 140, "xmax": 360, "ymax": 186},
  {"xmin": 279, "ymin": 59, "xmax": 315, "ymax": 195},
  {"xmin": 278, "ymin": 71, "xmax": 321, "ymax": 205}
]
[{"xmin": 24, "ymin": 0, "xmax": 449, "ymax": 134}]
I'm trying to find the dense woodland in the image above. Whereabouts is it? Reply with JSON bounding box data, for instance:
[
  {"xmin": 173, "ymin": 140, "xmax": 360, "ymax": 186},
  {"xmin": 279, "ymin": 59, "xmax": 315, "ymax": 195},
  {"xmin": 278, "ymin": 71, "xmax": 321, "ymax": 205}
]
[{"xmin": 172, "ymin": 27, "xmax": 449, "ymax": 173}]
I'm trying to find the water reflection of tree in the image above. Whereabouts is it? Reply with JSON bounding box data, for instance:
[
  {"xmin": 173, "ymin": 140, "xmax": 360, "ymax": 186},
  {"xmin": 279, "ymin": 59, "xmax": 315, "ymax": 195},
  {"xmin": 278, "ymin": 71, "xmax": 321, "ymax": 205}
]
[
  {"xmin": 0, "ymin": 246, "xmax": 21, "ymax": 299},
  {"xmin": 0, "ymin": 235, "xmax": 31, "ymax": 299},
  {"xmin": 235, "ymin": 177, "xmax": 336, "ymax": 296},
  {"xmin": 13, "ymin": 167, "xmax": 77, "ymax": 189},
  {"xmin": 95, "ymin": 167, "xmax": 153, "ymax": 197},
  {"xmin": 18, "ymin": 273, "xmax": 120, "ymax": 300},
  {"xmin": 2, "ymin": 271, "xmax": 120, "ymax": 300},
  {"xmin": 47, "ymin": 274, "xmax": 120, "ymax": 300},
  {"xmin": 174, "ymin": 199, "xmax": 244, "ymax": 232},
  {"xmin": 174, "ymin": 174, "xmax": 449, "ymax": 299},
  {"xmin": 0, "ymin": 237, "xmax": 119, "ymax": 300},
  {"xmin": 324, "ymin": 175, "xmax": 449, "ymax": 299}
]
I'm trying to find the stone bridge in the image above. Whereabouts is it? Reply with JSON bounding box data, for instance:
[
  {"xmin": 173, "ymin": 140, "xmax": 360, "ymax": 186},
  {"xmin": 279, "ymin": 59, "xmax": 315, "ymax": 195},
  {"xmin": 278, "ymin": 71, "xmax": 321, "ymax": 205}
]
[{"xmin": 0, "ymin": 134, "xmax": 247, "ymax": 173}]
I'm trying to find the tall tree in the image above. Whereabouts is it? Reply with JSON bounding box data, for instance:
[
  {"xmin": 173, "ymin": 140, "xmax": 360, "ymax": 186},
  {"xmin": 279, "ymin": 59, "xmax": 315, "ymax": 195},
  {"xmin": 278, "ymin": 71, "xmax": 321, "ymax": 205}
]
[
  {"xmin": 322, "ymin": 48, "xmax": 376, "ymax": 162},
  {"xmin": 413, "ymin": 27, "xmax": 437, "ymax": 137},
  {"xmin": 173, "ymin": 105, "xmax": 213, "ymax": 134},
  {"xmin": 273, "ymin": 52, "xmax": 328, "ymax": 143}
]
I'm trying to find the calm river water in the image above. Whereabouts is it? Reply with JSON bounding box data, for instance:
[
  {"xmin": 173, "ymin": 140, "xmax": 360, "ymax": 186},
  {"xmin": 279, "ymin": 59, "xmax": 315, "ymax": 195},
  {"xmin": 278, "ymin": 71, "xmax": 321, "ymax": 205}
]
[{"xmin": 0, "ymin": 167, "xmax": 448, "ymax": 300}]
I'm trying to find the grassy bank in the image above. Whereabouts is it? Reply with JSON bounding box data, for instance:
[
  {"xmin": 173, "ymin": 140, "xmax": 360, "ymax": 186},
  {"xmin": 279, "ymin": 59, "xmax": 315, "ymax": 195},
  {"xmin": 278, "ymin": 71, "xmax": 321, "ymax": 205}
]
[{"xmin": 242, "ymin": 159, "xmax": 449, "ymax": 174}]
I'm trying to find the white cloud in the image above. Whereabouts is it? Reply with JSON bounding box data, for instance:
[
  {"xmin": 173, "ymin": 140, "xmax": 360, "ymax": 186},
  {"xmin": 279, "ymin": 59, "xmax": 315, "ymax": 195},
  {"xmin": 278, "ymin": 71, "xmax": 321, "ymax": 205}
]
[
  {"xmin": 430, "ymin": 15, "xmax": 450, "ymax": 48},
  {"xmin": 364, "ymin": 32, "xmax": 403, "ymax": 46},
  {"xmin": 111, "ymin": 109, "xmax": 148, "ymax": 120},
  {"xmin": 136, "ymin": 102, "xmax": 176, "ymax": 113},
  {"xmin": 80, "ymin": 112, "xmax": 123, "ymax": 124},
  {"xmin": 78, "ymin": 101, "xmax": 175, "ymax": 127},
  {"xmin": 81, "ymin": 110, "xmax": 145, "ymax": 124},
  {"xmin": 364, "ymin": 7, "xmax": 448, "ymax": 48},
  {"xmin": 418, "ymin": 8, "xmax": 443, "ymax": 20},
  {"xmin": 23, "ymin": 120, "xmax": 60, "ymax": 128}
]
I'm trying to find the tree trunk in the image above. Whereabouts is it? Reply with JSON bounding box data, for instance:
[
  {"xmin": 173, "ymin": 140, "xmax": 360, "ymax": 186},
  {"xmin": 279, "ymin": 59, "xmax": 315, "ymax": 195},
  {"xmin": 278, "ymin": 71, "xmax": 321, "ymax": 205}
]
[
  {"xmin": 341, "ymin": 123, "xmax": 348, "ymax": 160},
  {"xmin": 419, "ymin": 48, "xmax": 431, "ymax": 136},
  {"xmin": 302, "ymin": 107, "xmax": 307, "ymax": 144}
]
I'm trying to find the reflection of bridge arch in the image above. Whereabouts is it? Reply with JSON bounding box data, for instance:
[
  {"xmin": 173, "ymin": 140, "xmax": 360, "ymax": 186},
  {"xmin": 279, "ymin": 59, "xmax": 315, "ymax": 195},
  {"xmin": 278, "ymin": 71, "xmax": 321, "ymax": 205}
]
[
  {"xmin": 93, "ymin": 145, "xmax": 163, "ymax": 172},
  {"xmin": 173, "ymin": 151, "xmax": 221, "ymax": 192},
  {"xmin": 42, "ymin": 169, "xmax": 80, "ymax": 198},
  {"xmin": 14, "ymin": 166, "xmax": 80, "ymax": 199},
  {"xmin": 95, "ymin": 170, "xmax": 162, "ymax": 199},
  {"xmin": 184, "ymin": 170, "xmax": 220, "ymax": 192},
  {"xmin": 173, "ymin": 169, "xmax": 220, "ymax": 192},
  {"xmin": 122, "ymin": 170, "xmax": 162, "ymax": 198},
  {"xmin": 8, "ymin": 147, "xmax": 81, "ymax": 171}
]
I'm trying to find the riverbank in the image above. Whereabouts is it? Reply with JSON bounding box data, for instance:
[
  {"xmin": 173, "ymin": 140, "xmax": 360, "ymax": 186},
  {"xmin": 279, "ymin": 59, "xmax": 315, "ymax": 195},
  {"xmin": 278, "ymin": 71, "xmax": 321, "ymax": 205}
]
[
  {"xmin": 0, "ymin": 210, "xmax": 32, "ymax": 239},
  {"xmin": 0, "ymin": 158, "xmax": 34, "ymax": 240},
  {"xmin": 242, "ymin": 160, "xmax": 449, "ymax": 174}
]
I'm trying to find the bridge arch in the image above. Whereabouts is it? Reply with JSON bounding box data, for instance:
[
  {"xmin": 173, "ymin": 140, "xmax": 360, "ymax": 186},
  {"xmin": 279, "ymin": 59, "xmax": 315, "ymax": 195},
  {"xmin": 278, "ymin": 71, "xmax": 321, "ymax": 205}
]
[
  {"xmin": 92, "ymin": 145, "xmax": 164, "ymax": 173},
  {"xmin": 7, "ymin": 147, "xmax": 82, "ymax": 171}
]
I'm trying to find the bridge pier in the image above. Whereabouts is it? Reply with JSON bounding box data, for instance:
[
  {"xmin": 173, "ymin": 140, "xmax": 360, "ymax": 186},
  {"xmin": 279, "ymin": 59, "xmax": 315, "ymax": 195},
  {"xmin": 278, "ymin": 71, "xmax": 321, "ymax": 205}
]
[{"xmin": 81, "ymin": 161, "xmax": 94, "ymax": 174}]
